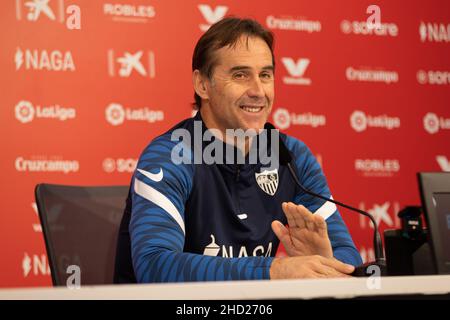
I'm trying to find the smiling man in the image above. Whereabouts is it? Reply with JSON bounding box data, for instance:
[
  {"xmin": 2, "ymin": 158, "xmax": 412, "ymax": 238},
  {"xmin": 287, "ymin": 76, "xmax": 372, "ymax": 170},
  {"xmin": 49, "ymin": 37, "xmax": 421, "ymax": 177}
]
[{"xmin": 114, "ymin": 17, "xmax": 362, "ymax": 283}]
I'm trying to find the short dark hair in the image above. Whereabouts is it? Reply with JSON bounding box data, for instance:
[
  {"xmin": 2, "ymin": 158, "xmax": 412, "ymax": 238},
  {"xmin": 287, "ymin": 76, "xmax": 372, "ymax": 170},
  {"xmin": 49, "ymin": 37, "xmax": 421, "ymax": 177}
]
[{"xmin": 192, "ymin": 17, "xmax": 275, "ymax": 109}]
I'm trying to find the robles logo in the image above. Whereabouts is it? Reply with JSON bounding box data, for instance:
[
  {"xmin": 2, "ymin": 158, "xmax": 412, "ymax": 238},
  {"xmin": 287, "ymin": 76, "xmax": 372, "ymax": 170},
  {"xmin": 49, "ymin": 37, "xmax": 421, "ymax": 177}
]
[
  {"xmin": 103, "ymin": 3, "xmax": 155, "ymax": 23},
  {"xmin": 350, "ymin": 110, "xmax": 400, "ymax": 132},
  {"xmin": 272, "ymin": 108, "xmax": 326, "ymax": 130},
  {"xmin": 105, "ymin": 103, "xmax": 164, "ymax": 126},
  {"xmin": 15, "ymin": 100, "xmax": 76, "ymax": 123},
  {"xmin": 355, "ymin": 159, "xmax": 400, "ymax": 177}
]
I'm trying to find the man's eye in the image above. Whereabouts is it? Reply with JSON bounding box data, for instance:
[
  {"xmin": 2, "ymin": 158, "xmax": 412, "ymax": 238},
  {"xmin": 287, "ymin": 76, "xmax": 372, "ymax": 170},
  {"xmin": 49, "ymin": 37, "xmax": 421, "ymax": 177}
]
[
  {"xmin": 261, "ymin": 73, "xmax": 273, "ymax": 80},
  {"xmin": 233, "ymin": 72, "xmax": 247, "ymax": 79}
]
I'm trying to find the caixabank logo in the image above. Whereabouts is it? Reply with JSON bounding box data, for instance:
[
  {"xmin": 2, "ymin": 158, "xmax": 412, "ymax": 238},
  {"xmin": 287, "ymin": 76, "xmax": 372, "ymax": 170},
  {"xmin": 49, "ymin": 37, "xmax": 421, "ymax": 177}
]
[
  {"xmin": 15, "ymin": 0, "xmax": 81, "ymax": 30},
  {"xmin": 103, "ymin": 2, "xmax": 156, "ymax": 23},
  {"xmin": 107, "ymin": 50, "xmax": 155, "ymax": 78}
]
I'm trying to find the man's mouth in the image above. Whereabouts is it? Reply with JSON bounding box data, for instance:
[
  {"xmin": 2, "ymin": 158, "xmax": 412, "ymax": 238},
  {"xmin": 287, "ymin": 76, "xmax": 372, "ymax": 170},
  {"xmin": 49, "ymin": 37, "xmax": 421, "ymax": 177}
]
[{"xmin": 239, "ymin": 105, "xmax": 264, "ymax": 113}]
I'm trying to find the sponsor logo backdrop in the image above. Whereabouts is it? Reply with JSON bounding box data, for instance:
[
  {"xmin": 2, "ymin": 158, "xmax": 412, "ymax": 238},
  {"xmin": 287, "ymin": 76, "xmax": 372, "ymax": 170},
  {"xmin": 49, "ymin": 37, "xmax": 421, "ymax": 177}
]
[{"xmin": 1, "ymin": 0, "xmax": 449, "ymax": 287}]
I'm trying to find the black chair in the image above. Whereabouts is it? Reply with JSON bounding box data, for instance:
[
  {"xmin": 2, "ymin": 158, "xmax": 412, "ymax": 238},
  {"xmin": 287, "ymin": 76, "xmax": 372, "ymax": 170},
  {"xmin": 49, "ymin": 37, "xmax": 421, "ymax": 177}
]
[{"xmin": 35, "ymin": 183, "xmax": 129, "ymax": 286}]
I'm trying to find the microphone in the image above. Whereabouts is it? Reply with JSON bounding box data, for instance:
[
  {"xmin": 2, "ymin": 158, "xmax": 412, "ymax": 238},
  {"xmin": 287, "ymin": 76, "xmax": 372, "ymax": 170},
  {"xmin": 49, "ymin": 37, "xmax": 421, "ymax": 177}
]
[{"xmin": 266, "ymin": 123, "xmax": 387, "ymax": 277}]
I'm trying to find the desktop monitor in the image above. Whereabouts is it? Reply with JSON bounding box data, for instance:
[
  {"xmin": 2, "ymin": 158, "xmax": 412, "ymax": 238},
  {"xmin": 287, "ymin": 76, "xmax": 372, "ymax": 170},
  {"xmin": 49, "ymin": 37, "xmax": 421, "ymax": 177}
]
[{"xmin": 418, "ymin": 172, "xmax": 450, "ymax": 274}]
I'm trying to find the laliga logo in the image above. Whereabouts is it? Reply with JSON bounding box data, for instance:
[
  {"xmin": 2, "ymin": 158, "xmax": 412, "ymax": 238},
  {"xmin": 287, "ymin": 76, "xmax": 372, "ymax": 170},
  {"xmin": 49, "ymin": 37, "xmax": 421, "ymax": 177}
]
[
  {"xmin": 105, "ymin": 103, "xmax": 125, "ymax": 126},
  {"xmin": 272, "ymin": 108, "xmax": 291, "ymax": 130},
  {"xmin": 350, "ymin": 111, "xmax": 367, "ymax": 132},
  {"xmin": 423, "ymin": 112, "xmax": 440, "ymax": 134},
  {"xmin": 15, "ymin": 100, "xmax": 35, "ymax": 123},
  {"xmin": 198, "ymin": 4, "xmax": 228, "ymax": 31}
]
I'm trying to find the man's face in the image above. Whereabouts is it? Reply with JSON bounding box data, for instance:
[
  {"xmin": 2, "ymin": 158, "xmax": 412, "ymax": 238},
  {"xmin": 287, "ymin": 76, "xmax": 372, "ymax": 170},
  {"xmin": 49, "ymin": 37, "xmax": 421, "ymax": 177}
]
[{"xmin": 201, "ymin": 36, "xmax": 275, "ymax": 133}]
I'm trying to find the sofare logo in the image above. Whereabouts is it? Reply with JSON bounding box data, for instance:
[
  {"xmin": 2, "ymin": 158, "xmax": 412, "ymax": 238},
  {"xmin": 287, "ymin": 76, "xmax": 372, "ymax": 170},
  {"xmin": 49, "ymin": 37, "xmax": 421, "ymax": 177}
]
[
  {"xmin": 340, "ymin": 20, "xmax": 398, "ymax": 37},
  {"xmin": 281, "ymin": 57, "xmax": 311, "ymax": 85},
  {"xmin": 103, "ymin": 158, "xmax": 137, "ymax": 173},
  {"xmin": 419, "ymin": 22, "xmax": 450, "ymax": 43},
  {"xmin": 423, "ymin": 112, "xmax": 450, "ymax": 134},
  {"xmin": 416, "ymin": 70, "xmax": 450, "ymax": 85},
  {"xmin": 346, "ymin": 67, "xmax": 399, "ymax": 84},
  {"xmin": 266, "ymin": 15, "xmax": 321, "ymax": 33},
  {"xmin": 272, "ymin": 108, "xmax": 326, "ymax": 130},
  {"xmin": 15, "ymin": 0, "xmax": 81, "ymax": 29},
  {"xmin": 105, "ymin": 103, "xmax": 164, "ymax": 126},
  {"xmin": 359, "ymin": 201, "xmax": 401, "ymax": 230},
  {"xmin": 355, "ymin": 159, "xmax": 400, "ymax": 177},
  {"xmin": 103, "ymin": 3, "xmax": 155, "ymax": 23},
  {"xmin": 198, "ymin": 4, "xmax": 228, "ymax": 31},
  {"xmin": 350, "ymin": 110, "xmax": 400, "ymax": 132},
  {"xmin": 15, "ymin": 156, "xmax": 79, "ymax": 174},
  {"xmin": 15, "ymin": 100, "xmax": 76, "ymax": 123},
  {"xmin": 15, "ymin": 48, "xmax": 76, "ymax": 72}
]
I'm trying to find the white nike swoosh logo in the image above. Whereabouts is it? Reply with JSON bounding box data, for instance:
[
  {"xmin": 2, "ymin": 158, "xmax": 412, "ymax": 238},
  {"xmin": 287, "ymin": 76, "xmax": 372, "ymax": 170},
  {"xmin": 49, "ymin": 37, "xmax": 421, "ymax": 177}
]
[{"xmin": 137, "ymin": 168, "xmax": 163, "ymax": 182}]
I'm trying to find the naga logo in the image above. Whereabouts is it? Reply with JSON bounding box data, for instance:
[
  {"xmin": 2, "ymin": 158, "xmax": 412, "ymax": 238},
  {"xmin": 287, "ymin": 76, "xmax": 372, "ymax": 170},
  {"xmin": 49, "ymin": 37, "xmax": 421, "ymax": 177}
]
[
  {"xmin": 22, "ymin": 253, "xmax": 50, "ymax": 277},
  {"xmin": 346, "ymin": 67, "xmax": 399, "ymax": 84},
  {"xmin": 272, "ymin": 108, "xmax": 326, "ymax": 130},
  {"xmin": 281, "ymin": 57, "xmax": 311, "ymax": 85},
  {"xmin": 105, "ymin": 103, "xmax": 164, "ymax": 126},
  {"xmin": 419, "ymin": 22, "xmax": 450, "ymax": 43},
  {"xmin": 436, "ymin": 156, "xmax": 450, "ymax": 172},
  {"xmin": 203, "ymin": 234, "xmax": 273, "ymax": 258},
  {"xmin": 350, "ymin": 110, "xmax": 400, "ymax": 132},
  {"xmin": 15, "ymin": 156, "xmax": 79, "ymax": 174},
  {"xmin": 103, "ymin": 157, "xmax": 137, "ymax": 173},
  {"xmin": 198, "ymin": 4, "xmax": 228, "ymax": 31},
  {"xmin": 15, "ymin": 48, "xmax": 75, "ymax": 72},
  {"xmin": 423, "ymin": 112, "xmax": 450, "ymax": 134},
  {"xmin": 416, "ymin": 70, "xmax": 450, "ymax": 85},
  {"xmin": 107, "ymin": 50, "xmax": 155, "ymax": 78},
  {"xmin": 355, "ymin": 159, "xmax": 400, "ymax": 177},
  {"xmin": 359, "ymin": 201, "xmax": 401, "ymax": 230},
  {"xmin": 15, "ymin": 0, "xmax": 81, "ymax": 29},
  {"xmin": 266, "ymin": 15, "xmax": 321, "ymax": 33},
  {"xmin": 340, "ymin": 19, "xmax": 398, "ymax": 37},
  {"xmin": 103, "ymin": 3, "xmax": 155, "ymax": 23},
  {"xmin": 15, "ymin": 100, "xmax": 76, "ymax": 123}
]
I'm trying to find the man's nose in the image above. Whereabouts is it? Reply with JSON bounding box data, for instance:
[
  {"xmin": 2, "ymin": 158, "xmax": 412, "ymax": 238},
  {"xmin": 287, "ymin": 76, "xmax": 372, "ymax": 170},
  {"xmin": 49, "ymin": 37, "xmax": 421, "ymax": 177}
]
[{"xmin": 247, "ymin": 76, "xmax": 265, "ymax": 98}]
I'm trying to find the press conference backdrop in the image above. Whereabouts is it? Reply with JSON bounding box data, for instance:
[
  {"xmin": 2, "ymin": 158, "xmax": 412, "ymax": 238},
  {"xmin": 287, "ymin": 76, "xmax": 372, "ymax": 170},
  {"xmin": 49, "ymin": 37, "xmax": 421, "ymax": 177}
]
[{"xmin": 1, "ymin": 0, "xmax": 449, "ymax": 287}]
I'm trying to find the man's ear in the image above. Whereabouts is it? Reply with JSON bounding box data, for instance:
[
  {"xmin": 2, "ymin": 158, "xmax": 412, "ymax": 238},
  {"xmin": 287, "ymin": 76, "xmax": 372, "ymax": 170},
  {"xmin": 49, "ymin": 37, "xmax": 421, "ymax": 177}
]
[{"xmin": 193, "ymin": 70, "xmax": 210, "ymax": 100}]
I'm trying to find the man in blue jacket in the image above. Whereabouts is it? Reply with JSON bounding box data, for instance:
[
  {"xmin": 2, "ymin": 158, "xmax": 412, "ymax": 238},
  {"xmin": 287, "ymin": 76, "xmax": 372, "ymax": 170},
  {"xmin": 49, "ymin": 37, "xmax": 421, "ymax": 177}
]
[{"xmin": 114, "ymin": 17, "xmax": 362, "ymax": 283}]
